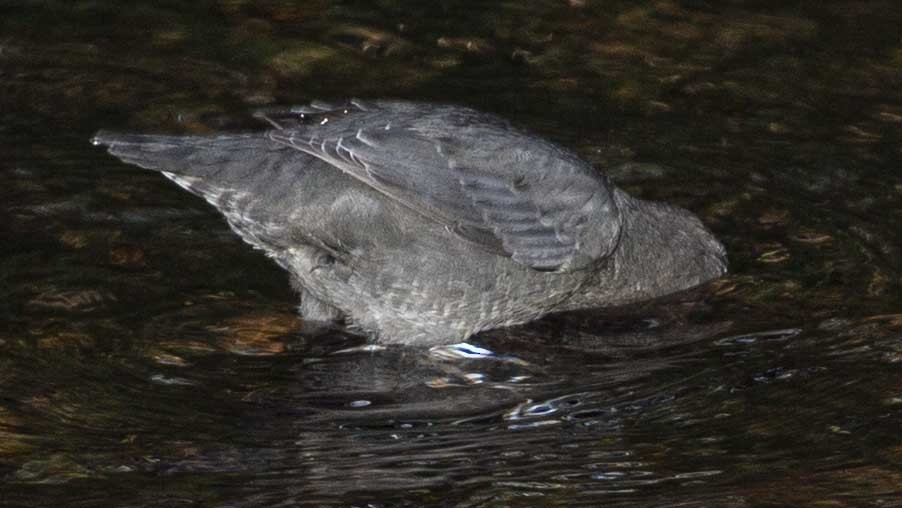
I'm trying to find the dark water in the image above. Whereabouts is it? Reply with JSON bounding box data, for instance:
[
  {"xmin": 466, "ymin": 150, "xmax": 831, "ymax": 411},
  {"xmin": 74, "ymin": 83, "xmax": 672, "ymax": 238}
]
[{"xmin": 2, "ymin": 1, "xmax": 902, "ymax": 506}]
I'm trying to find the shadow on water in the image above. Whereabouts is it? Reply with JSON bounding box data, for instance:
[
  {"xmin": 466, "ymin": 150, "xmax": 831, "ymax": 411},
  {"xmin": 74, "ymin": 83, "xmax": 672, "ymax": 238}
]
[{"xmin": 2, "ymin": 0, "xmax": 902, "ymax": 506}]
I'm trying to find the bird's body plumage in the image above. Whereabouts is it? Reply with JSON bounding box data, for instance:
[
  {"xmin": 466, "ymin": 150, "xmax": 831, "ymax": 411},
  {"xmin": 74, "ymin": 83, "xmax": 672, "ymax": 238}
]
[{"xmin": 94, "ymin": 100, "xmax": 726, "ymax": 345}]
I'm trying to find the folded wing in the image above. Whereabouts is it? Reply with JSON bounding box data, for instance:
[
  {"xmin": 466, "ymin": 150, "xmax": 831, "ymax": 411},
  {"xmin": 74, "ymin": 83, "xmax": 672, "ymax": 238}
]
[{"xmin": 258, "ymin": 100, "xmax": 622, "ymax": 272}]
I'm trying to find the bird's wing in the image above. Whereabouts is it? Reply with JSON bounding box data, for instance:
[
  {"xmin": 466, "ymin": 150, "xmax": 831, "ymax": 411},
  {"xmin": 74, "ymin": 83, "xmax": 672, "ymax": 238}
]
[{"xmin": 258, "ymin": 100, "xmax": 622, "ymax": 272}]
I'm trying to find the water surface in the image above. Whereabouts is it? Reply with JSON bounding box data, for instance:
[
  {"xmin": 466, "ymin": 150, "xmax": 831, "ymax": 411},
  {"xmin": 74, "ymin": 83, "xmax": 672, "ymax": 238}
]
[{"xmin": 2, "ymin": 1, "xmax": 901, "ymax": 506}]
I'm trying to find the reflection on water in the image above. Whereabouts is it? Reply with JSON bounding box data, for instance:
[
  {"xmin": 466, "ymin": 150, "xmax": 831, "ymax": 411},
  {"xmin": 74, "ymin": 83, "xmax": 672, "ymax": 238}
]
[{"xmin": 1, "ymin": 0, "xmax": 901, "ymax": 506}]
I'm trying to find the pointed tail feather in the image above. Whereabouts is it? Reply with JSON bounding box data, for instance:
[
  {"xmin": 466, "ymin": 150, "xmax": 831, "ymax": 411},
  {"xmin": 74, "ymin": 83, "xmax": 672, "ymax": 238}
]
[
  {"xmin": 92, "ymin": 130, "xmax": 308, "ymax": 210},
  {"xmin": 92, "ymin": 131, "xmax": 275, "ymax": 177},
  {"xmin": 92, "ymin": 130, "xmax": 328, "ymax": 256}
]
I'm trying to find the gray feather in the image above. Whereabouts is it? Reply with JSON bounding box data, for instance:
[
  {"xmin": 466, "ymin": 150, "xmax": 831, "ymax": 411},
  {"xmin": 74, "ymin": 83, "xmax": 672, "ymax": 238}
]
[
  {"xmin": 92, "ymin": 101, "xmax": 727, "ymax": 346},
  {"xmin": 261, "ymin": 101, "xmax": 622, "ymax": 272}
]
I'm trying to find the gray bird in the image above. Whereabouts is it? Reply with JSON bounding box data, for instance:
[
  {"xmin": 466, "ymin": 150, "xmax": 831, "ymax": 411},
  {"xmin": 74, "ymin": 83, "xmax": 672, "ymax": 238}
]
[{"xmin": 93, "ymin": 100, "xmax": 727, "ymax": 346}]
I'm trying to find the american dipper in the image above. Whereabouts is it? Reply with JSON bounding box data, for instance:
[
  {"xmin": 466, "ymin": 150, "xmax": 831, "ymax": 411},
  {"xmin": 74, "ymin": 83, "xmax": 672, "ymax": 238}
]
[{"xmin": 94, "ymin": 100, "xmax": 727, "ymax": 345}]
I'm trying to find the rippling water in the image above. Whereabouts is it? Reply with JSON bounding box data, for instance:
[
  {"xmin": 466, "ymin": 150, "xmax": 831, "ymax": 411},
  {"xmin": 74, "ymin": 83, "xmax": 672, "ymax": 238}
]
[{"xmin": 2, "ymin": 1, "xmax": 901, "ymax": 506}]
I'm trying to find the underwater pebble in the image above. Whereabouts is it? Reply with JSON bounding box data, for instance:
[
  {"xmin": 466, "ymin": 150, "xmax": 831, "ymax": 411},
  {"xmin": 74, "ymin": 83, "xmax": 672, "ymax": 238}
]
[{"xmin": 210, "ymin": 313, "xmax": 299, "ymax": 356}]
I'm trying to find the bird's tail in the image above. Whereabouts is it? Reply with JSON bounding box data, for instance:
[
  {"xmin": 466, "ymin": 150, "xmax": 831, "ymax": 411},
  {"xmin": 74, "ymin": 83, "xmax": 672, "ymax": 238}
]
[
  {"xmin": 92, "ymin": 131, "xmax": 278, "ymax": 176},
  {"xmin": 92, "ymin": 131, "xmax": 304, "ymax": 201}
]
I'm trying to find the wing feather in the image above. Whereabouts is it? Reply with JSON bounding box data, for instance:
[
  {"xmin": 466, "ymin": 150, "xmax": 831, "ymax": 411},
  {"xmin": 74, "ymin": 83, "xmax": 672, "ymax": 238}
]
[{"xmin": 261, "ymin": 100, "xmax": 621, "ymax": 271}]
